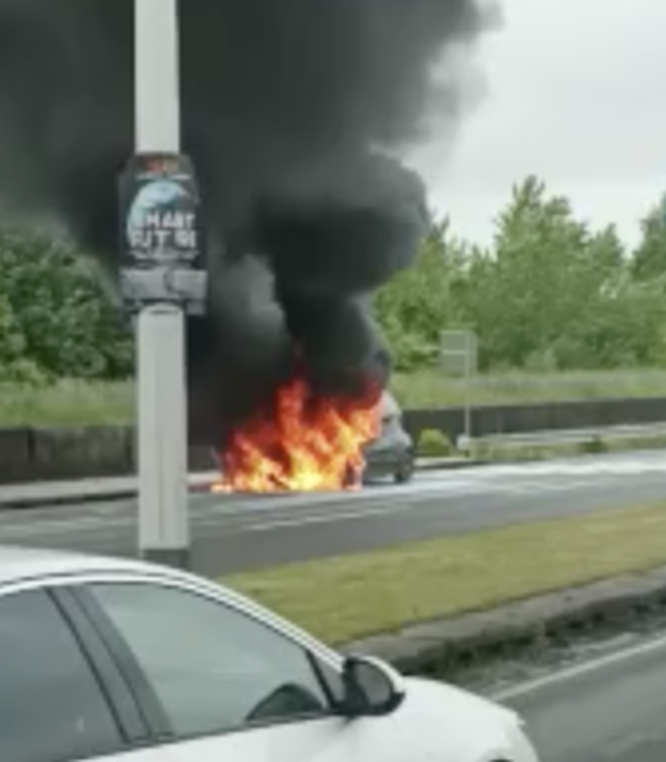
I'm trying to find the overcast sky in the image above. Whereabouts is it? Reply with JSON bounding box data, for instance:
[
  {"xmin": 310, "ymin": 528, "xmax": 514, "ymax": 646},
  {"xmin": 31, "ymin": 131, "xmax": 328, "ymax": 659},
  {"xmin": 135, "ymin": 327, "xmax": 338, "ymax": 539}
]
[{"xmin": 409, "ymin": 0, "xmax": 665, "ymax": 248}]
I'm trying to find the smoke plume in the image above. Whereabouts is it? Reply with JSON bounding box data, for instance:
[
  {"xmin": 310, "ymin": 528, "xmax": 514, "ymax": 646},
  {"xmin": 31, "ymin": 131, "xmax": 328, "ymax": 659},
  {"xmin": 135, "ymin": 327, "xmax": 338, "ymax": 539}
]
[{"xmin": 0, "ymin": 0, "xmax": 498, "ymax": 443}]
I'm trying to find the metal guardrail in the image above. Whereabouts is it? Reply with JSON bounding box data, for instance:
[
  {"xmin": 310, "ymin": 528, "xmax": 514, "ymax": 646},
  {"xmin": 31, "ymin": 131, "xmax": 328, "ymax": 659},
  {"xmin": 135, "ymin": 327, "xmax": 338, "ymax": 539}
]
[
  {"xmin": 402, "ymin": 397, "xmax": 666, "ymax": 446},
  {"xmin": 456, "ymin": 423, "xmax": 666, "ymax": 452}
]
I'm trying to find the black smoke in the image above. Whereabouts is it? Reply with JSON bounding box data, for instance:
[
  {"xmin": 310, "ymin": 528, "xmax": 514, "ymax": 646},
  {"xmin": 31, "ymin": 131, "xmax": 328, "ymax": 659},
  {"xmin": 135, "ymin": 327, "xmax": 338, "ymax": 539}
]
[{"xmin": 0, "ymin": 0, "xmax": 498, "ymax": 444}]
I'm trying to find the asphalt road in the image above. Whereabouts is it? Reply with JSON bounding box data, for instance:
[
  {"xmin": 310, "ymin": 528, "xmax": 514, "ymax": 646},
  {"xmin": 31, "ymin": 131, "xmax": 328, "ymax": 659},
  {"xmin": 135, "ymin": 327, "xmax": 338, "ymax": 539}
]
[
  {"xmin": 2, "ymin": 449, "xmax": 664, "ymax": 576},
  {"xmin": 498, "ymin": 631, "xmax": 666, "ymax": 761}
]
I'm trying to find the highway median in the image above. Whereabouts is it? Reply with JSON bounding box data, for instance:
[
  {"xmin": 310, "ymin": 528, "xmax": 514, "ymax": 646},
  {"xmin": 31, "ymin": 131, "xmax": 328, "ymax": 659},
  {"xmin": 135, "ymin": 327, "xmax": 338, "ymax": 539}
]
[
  {"xmin": 225, "ymin": 501, "xmax": 666, "ymax": 672},
  {"xmin": 2, "ymin": 397, "xmax": 665, "ymax": 488}
]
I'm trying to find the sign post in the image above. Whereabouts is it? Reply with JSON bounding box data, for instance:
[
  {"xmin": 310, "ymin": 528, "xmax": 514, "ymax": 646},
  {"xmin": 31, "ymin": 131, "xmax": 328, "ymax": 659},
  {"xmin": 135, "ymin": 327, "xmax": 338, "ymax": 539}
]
[
  {"xmin": 440, "ymin": 329, "xmax": 478, "ymax": 452},
  {"xmin": 119, "ymin": 0, "xmax": 206, "ymax": 569}
]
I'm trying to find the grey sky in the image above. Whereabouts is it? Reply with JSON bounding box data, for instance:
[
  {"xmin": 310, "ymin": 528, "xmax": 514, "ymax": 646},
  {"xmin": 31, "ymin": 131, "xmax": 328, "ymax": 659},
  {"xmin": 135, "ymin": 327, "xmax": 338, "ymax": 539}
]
[{"xmin": 410, "ymin": 0, "xmax": 666, "ymax": 247}]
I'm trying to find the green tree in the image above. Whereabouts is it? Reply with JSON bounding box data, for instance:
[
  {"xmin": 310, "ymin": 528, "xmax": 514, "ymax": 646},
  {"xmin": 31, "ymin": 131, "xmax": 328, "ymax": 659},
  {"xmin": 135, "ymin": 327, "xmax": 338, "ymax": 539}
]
[
  {"xmin": 0, "ymin": 227, "xmax": 132, "ymax": 380},
  {"xmin": 374, "ymin": 218, "xmax": 468, "ymax": 370},
  {"xmin": 560, "ymin": 270, "xmax": 666, "ymax": 367},
  {"xmin": 468, "ymin": 177, "xmax": 583, "ymax": 366},
  {"xmin": 463, "ymin": 177, "xmax": 638, "ymax": 370},
  {"xmin": 4, "ymin": 176, "xmax": 666, "ymax": 384},
  {"xmin": 633, "ymin": 196, "xmax": 666, "ymax": 281}
]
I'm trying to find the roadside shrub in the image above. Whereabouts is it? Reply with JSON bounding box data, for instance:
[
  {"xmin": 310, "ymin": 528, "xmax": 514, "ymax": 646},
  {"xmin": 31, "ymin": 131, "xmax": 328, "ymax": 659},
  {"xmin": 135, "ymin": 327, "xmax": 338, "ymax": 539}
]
[{"xmin": 417, "ymin": 429, "xmax": 452, "ymax": 457}]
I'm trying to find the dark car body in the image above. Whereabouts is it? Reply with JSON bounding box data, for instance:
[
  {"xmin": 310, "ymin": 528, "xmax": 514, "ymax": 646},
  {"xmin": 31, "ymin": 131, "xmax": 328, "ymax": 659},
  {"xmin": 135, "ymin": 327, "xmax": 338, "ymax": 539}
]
[{"xmin": 362, "ymin": 392, "xmax": 415, "ymax": 484}]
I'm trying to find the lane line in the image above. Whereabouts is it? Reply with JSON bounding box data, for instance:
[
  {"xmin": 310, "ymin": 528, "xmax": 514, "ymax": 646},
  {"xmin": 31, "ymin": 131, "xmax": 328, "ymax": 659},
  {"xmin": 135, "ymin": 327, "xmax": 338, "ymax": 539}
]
[
  {"xmin": 0, "ymin": 476, "xmax": 630, "ymax": 540},
  {"xmin": 472, "ymin": 462, "xmax": 666, "ymax": 478},
  {"xmin": 491, "ymin": 632, "xmax": 666, "ymax": 703},
  {"xmin": 5, "ymin": 451, "xmax": 663, "ymax": 524},
  {"xmin": 0, "ymin": 478, "xmax": 492, "ymax": 534},
  {"xmin": 198, "ymin": 478, "xmax": 627, "ymax": 533}
]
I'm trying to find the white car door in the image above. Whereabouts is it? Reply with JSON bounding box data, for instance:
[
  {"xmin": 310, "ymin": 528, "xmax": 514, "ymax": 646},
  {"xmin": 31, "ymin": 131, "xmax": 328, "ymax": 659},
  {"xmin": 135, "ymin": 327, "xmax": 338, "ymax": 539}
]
[
  {"xmin": 0, "ymin": 585, "xmax": 181, "ymax": 762},
  {"xmin": 162, "ymin": 713, "xmax": 409, "ymax": 762},
  {"xmin": 80, "ymin": 578, "xmax": 429, "ymax": 762}
]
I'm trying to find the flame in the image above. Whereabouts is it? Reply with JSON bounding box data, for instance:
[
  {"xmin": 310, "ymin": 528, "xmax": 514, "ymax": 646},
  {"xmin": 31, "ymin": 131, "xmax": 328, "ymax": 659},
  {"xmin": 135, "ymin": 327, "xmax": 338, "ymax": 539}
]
[{"xmin": 212, "ymin": 376, "xmax": 380, "ymax": 493}]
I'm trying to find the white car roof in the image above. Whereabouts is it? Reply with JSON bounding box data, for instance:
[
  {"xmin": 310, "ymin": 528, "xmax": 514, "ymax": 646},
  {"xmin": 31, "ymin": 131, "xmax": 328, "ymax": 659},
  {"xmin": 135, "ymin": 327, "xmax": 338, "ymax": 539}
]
[
  {"xmin": 0, "ymin": 545, "xmax": 170, "ymax": 587},
  {"xmin": 0, "ymin": 545, "xmax": 344, "ymax": 667}
]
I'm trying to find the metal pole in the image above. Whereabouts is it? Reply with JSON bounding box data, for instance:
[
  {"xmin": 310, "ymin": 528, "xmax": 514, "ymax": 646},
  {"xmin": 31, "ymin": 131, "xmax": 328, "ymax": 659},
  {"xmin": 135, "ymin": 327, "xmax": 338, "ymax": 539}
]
[
  {"xmin": 137, "ymin": 305, "xmax": 189, "ymax": 568},
  {"xmin": 464, "ymin": 343, "xmax": 471, "ymax": 445},
  {"xmin": 135, "ymin": 0, "xmax": 190, "ymax": 568},
  {"xmin": 135, "ymin": 0, "xmax": 180, "ymax": 153}
]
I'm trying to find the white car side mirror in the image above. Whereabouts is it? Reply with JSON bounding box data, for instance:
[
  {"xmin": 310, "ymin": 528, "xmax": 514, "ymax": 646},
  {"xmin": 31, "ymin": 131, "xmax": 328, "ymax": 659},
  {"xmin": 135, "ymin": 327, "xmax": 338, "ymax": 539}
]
[{"xmin": 340, "ymin": 654, "xmax": 406, "ymax": 718}]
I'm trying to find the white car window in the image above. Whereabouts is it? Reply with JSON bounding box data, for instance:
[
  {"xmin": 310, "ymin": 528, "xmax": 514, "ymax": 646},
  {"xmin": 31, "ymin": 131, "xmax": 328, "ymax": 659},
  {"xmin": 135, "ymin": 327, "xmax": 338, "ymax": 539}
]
[
  {"xmin": 0, "ymin": 589, "xmax": 124, "ymax": 762},
  {"xmin": 89, "ymin": 582, "xmax": 337, "ymax": 739}
]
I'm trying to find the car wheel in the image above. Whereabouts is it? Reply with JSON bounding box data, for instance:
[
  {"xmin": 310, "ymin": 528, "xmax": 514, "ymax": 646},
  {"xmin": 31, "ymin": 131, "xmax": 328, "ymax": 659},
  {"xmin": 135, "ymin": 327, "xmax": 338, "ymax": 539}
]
[{"xmin": 394, "ymin": 454, "xmax": 414, "ymax": 484}]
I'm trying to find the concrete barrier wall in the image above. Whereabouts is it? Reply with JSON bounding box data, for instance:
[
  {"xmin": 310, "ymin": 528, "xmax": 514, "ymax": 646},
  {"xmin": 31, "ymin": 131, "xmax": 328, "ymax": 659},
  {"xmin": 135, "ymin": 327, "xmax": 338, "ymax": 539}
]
[
  {"xmin": 0, "ymin": 428, "xmax": 216, "ymax": 485},
  {"xmin": 1, "ymin": 396, "xmax": 665, "ymax": 485},
  {"xmin": 402, "ymin": 396, "xmax": 666, "ymax": 443}
]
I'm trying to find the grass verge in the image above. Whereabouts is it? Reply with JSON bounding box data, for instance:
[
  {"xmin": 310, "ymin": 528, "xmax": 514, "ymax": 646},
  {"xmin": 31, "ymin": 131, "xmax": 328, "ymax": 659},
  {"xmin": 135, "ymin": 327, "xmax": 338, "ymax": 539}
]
[
  {"xmin": 1, "ymin": 368, "xmax": 665, "ymax": 427},
  {"xmin": 391, "ymin": 368, "xmax": 666, "ymax": 409},
  {"xmin": 0, "ymin": 379, "xmax": 134, "ymax": 428},
  {"xmin": 225, "ymin": 502, "xmax": 666, "ymax": 645}
]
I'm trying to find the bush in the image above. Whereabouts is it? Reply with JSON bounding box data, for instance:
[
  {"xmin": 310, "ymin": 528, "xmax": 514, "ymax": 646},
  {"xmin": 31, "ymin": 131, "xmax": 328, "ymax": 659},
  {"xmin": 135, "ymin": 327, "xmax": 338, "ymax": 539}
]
[
  {"xmin": 416, "ymin": 429, "xmax": 452, "ymax": 457},
  {"xmin": 0, "ymin": 227, "xmax": 132, "ymax": 381}
]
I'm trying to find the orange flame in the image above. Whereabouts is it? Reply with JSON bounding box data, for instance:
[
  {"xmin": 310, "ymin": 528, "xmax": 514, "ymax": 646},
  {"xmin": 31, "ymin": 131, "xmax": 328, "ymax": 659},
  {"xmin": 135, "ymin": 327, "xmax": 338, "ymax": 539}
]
[{"xmin": 212, "ymin": 376, "xmax": 380, "ymax": 493}]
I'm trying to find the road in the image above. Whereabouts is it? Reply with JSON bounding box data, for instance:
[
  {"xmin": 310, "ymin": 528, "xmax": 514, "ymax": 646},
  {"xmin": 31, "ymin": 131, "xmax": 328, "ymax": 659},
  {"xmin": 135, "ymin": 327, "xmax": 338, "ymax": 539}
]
[
  {"xmin": 1, "ymin": 449, "xmax": 665, "ymax": 576},
  {"xmin": 498, "ymin": 631, "xmax": 666, "ymax": 761}
]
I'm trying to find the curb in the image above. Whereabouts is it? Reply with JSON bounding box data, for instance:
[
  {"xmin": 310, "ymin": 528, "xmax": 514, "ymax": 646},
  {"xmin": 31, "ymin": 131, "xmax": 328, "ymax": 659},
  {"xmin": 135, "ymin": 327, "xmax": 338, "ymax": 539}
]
[
  {"xmin": 0, "ymin": 473, "xmax": 221, "ymax": 510},
  {"xmin": 415, "ymin": 456, "xmax": 482, "ymax": 471},
  {"xmin": 341, "ymin": 566, "xmax": 666, "ymax": 676},
  {"xmin": 0, "ymin": 487, "xmax": 137, "ymax": 510},
  {"xmin": 0, "ymin": 458, "xmax": 481, "ymax": 510},
  {"xmin": 0, "ymin": 489, "xmax": 137, "ymax": 510}
]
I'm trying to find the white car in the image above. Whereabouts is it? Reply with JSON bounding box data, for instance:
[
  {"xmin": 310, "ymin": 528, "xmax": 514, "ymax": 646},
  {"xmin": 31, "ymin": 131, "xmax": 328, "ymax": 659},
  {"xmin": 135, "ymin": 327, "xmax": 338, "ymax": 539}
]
[{"xmin": 0, "ymin": 546, "xmax": 540, "ymax": 762}]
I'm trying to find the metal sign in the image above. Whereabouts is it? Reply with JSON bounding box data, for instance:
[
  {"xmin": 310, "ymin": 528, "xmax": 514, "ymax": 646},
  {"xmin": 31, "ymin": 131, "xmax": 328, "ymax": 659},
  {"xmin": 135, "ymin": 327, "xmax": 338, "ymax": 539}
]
[
  {"xmin": 440, "ymin": 329, "xmax": 478, "ymax": 377},
  {"xmin": 440, "ymin": 329, "xmax": 478, "ymax": 450},
  {"xmin": 118, "ymin": 152, "xmax": 207, "ymax": 314}
]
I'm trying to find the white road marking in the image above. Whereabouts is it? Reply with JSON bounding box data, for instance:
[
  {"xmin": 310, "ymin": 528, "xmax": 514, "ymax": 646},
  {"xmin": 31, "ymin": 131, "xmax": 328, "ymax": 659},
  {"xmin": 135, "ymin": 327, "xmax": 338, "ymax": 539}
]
[
  {"xmin": 492, "ymin": 631, "xmax": 666, "ymax": 703},
  {"xmin": 471, "ymin": 457, "xmax": 666, "ymax": 479},
  {"xmin": 188, "ymin": 477, "xmax": 620, "ymax": 533},
  {"xmin": 0, "ymin": 476, "xmax": 612, "ymax": 539},
  {"xmin": 3, "ymin": 450, "xmax": 664, "ymax": 540}
]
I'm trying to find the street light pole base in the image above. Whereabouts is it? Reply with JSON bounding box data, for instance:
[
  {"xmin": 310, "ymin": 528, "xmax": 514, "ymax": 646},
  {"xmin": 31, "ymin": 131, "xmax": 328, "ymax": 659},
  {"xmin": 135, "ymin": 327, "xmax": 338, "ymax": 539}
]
[{"xmin": 141, "ymin": 547, "xmax": 191, "ymax": 570}]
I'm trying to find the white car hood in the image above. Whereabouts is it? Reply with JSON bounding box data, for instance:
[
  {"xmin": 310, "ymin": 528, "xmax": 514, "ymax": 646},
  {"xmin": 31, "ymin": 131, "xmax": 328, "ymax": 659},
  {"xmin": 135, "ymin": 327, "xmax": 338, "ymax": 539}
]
[
  {"xmin": 386, "ymin": 675, "xmax": 524, "ymax": 761},
  {"xmin": 404, "ymin": 675, "xmax": 519, "ymax": 725}
]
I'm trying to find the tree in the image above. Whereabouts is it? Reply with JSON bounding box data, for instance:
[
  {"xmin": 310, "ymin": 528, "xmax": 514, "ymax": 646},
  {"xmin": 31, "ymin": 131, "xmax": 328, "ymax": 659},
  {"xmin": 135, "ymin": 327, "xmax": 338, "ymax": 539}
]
[
  {"xmin": 467, "ymin": 176, "xmax": 602, "ymax": 368},
  {"xmin": 557, "ymin": 270, "xmax": 666, "ymax": 368},
  {"xmin": 0, "ymin": 227, "xmax": 132, "ymax": 381},
  {"xmin": 633, "ymin": 196, "xmax": 666, "ymax": 281},
  {"xmin": 3, "ymin": 173, "xmax": 666, "ymax": 383},
  {"xmin": 374, "ymin": 218, "xmax": 468, "ymax": 370},
  {"xmin": 375, "ymin": 175, "xmax": 665, "ymax": 372}
]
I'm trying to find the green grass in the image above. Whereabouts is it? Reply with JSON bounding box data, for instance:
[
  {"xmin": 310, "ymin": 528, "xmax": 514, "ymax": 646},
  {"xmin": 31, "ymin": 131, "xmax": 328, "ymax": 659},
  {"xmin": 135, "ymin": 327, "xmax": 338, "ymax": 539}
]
[
  {"xmin": 391, "ymin": 368, "xmax": 666, "ymax": 408},
  {"xmin": 225, "ymin": 502, "xmax": 666, "ymax": 645},
  {"xmin": 0, "ymin": 368, "xmax": 665, "ymax": 427},
  {"xmin": 0, "ymin": 379, "xmax": 134, "ymax": 428}
]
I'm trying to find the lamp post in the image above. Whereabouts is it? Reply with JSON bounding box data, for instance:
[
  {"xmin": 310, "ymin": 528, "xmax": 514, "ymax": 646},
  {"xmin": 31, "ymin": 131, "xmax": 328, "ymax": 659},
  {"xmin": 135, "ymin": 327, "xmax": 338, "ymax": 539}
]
[{"xmin": 118, "ymin": 0, "xmax": 206, "ymax": 568}]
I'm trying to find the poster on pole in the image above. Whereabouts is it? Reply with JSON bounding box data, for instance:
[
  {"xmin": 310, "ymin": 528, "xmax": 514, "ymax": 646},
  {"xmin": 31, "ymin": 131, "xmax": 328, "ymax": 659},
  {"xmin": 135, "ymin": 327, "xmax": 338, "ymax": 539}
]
[{"xmin": 118, "ymin": 152, "xmax": 207, "ymax": 314}]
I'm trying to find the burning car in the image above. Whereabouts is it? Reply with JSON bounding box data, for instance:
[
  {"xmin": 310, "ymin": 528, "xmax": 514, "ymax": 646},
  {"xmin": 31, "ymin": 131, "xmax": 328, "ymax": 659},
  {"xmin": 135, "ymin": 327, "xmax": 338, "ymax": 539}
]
[
  {"xmin": 210, "ymin": 384, "xmax": 414, "ymax": 493},
  {"xmin": 211, "ymin": 373, "xmax": 381, "ymax": 494},
  {"xmin": 361, "ymin": 391, "xmax": 415, "ymax": 484}
]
